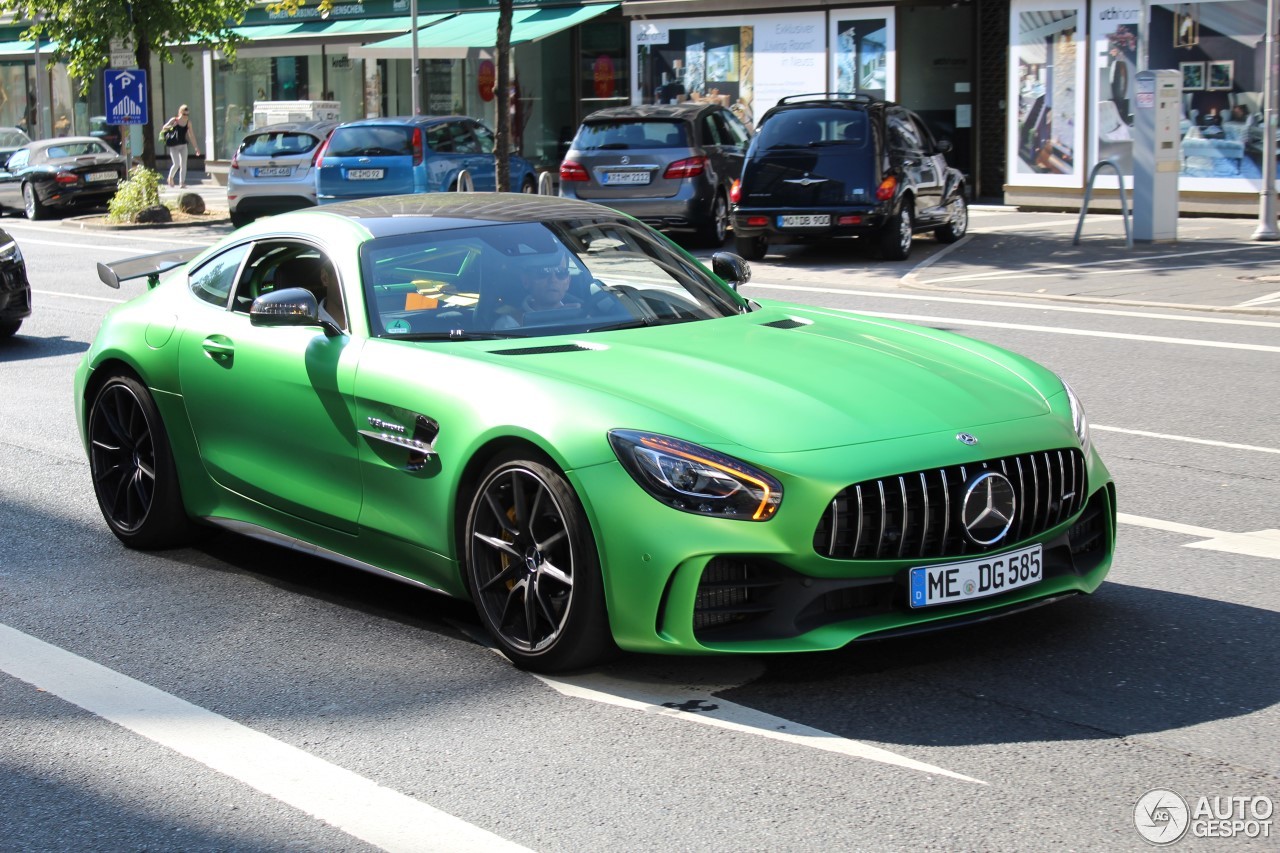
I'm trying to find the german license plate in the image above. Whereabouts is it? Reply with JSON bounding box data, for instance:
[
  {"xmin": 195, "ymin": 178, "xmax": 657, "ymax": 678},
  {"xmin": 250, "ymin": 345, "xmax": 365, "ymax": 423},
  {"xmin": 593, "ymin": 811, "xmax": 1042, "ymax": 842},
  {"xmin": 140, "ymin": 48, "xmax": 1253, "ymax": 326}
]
[
  {"xmin": 87, "ymin": 171, "xmax": 117, "ymax": 182},
  {"xmin": 779, "ymin": 214, "xmax": 830, "ymax": 228},
  {"xmin": 909, "ymin": 544, "xmax": 1043, "ymax": 608},
  {"xmin": 255, "ymin": 166, "xmax": 292, "ymax": 177},
  {"xmin": 347, "ymin": 169, "xmax": 384, "ymax": 180},
  {"xmin": 603, "ymin": 170, "xmax": 650, "ymax": 186}
]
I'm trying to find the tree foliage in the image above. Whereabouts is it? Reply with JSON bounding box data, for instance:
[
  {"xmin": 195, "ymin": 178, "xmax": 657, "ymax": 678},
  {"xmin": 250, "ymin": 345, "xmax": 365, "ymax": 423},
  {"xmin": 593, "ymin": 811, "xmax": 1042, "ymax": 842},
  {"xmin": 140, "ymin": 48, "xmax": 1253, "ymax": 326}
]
[{"xmin": 0, "ymin": 0, "xmax": 251, "ymax": 167}]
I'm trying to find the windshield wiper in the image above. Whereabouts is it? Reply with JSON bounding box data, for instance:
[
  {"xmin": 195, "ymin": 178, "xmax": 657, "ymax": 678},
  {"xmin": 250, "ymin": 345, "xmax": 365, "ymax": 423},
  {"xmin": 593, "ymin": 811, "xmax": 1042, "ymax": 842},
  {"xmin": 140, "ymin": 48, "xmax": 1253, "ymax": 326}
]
[
  {"xmin": 587, "ymin": 316, "xmax": 700, "ymax": 333},
  {"xmin": 391, "ymin": 331, "xmax": 521, "ymax": 341}
]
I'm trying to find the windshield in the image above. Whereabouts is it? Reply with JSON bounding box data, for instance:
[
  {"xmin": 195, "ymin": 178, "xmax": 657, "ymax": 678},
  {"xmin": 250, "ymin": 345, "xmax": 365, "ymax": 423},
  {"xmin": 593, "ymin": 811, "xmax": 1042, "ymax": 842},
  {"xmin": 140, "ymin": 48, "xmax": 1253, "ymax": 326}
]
[
  {"xmin": 360, "ymin": 218, "xmax": 746, "ymax": 340},
  {"xmin": 574, "ymin": 121, "xmax": 687, "ymax": 150},
  {"xmin": 755, "ymin": 108, "xmax": 868, "ymax": 151}
]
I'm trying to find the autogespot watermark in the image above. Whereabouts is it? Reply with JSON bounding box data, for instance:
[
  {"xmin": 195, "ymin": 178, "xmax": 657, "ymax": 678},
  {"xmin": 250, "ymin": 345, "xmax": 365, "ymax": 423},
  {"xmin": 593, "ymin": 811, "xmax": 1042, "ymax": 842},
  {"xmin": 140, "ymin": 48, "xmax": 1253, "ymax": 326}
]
[{"xmin": 1134, "ymin": 789, "xmax": 1274, "ymax": 845}]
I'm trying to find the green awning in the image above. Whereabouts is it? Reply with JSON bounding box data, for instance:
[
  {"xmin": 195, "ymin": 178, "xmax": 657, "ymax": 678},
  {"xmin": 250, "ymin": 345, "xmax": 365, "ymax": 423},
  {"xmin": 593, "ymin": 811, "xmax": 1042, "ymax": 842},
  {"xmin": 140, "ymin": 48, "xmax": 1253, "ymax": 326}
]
[
  {"xmin": 230, "ymin": 15, "xmax": 452, "ymax": 43},
  {"xmin": 0, "ymin": 39, "xmax": 57, "ymax": 59},
  {"xmin": 350, "ymin": 3, "xmax": 616, "ymax": 60}
]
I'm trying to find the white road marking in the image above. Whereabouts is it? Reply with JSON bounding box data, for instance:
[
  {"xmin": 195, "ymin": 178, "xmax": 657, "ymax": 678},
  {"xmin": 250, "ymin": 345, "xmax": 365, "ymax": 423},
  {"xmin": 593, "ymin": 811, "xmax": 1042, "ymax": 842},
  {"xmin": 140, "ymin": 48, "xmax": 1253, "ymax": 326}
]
[
  {"xmin": 841, "ymin": 309, "xmax": 1280, "ymax": 354},
  {"xmin": 16, "ymin": 236, "xmax": 182, "ymax": 254},
  {"xmin": 1092, "ymin": 425, "xmax": 1280, "ymax": 455},
  {"xmin": 1118, "ymin": 515, "xmax": 1280, "ymax": 561},
  {"xmin": 746, "ymin": 282, "xmax": 1280, "ymax": 329},
  {"xmin": 4, "ymin": 222, "xmax": 215, "ymax": 247},
  {"xmin": 450, "ymin": 624, "xmax": 982, "ymax": 784},
  {"xmin": 534, "ymin": 671, "xmax": 986, "ymax": 785},
  {"xmin": 969, "ymin": 217, "xmax": 1083, "ymax": 232},
  {"xmin": 1238, "ymin": 289, "xmax": 1280, "ymax": 307},
  {"xmin": 33, "ymin": 288, "xmax": 126, "ymax": 304},
  {"xmin": 0, "ymin": 624, "xmax": 531, "ymax": 853}
]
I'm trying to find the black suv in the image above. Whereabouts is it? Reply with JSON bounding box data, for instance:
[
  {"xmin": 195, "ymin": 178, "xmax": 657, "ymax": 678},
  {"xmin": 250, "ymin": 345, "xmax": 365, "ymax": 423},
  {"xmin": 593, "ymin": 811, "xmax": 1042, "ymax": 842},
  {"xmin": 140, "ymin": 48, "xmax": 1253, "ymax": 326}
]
[
  {"xmin": 559, "ymin": 102, "xmax": 751, "ymax": 246},
  {"xmin": 731, "ymin": 93, "xmax": 967, "ymax": 260}
]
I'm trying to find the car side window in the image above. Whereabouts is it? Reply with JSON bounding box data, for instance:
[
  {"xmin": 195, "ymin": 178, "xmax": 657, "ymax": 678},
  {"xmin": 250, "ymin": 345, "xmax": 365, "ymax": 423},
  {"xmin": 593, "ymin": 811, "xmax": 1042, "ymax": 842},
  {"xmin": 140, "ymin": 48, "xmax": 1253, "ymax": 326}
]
[
  {"xmin": 451, "ymin": 123, "xmax": 480, "ymax": 154},
  {"xmin": 911, "ymin": 115, "xmax": 940, "ymax": 153},
  {"xmin": 719, "ymin": 111, "xmax": 751, "ymax": 146},
  {"xmin": 471, "ymin": 123, "xmax": 496, "ymax": 154},
  {"xmin": 888, "ymin": 111, "xmax": 925, "ymax": 157},
  {"xmin": 6, "ymin": 150, "xmax": 27, "ymax": 170},
  {"xmin": 189, "ymin": 243, "xmax": 250, "ymax": 309},
  {"xmin": 702, "ymin": 115, "xmax": 723, "ymax": 146},
  {"xmin": 427, "ymin": 124, "xmax": 453, "ymax": 153},
  {"xmin": 233, "ymin": 241, "xmax": 347, "ymax": 331}
]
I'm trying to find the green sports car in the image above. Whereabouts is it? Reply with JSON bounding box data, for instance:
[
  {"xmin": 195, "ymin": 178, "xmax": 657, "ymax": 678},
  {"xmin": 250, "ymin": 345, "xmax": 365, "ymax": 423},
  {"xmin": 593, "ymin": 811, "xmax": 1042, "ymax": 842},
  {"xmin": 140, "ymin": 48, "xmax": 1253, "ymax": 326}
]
[{"xmin": 75, "ymin": 194, "xmax": 1115, "ymax": 672}]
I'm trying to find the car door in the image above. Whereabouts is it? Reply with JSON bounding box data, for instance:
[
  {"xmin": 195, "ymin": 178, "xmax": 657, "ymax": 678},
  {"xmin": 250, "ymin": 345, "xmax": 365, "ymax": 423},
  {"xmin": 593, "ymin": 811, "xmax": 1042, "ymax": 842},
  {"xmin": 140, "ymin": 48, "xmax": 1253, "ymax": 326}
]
[
  {"xmin": 0, "ymin": 148, "xmax": 26, "ymax": 211},
  {"xmin": 887, "ymin": 108, "xmax": 943, "ymax": 222},
  {"xmin": 706, "ymin": 109, "xmax": 748, "ymax": 188},
  {"xmin": 177, "ymin": 238, "xmax": 364, "ymax": 534},
  {"xmin": 458, "ymin": 120, "xmax": 496, "ymax": 191}
]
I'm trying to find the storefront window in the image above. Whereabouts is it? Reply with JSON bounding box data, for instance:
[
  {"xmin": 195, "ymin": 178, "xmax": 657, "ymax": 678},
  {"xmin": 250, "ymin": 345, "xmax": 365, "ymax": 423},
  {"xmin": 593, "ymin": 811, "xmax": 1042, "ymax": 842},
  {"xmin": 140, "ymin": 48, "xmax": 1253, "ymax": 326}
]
[
  {"xmin": 580, "ymin": 21, "xmax": 628, "ymax": 115},
  {"xmin": 632, "ymin": 12, "xmax": 825, "ymax": 132},
  {"xmin": 1008, "ymin": 1, "xmax": 1085, "ymax": 184},
  {"xmin": 213, "ymin": 55, "xmax": 270, "ymax": 159},
  {"xmin": 831, "ymin": 8, "xmax": 894, "ymax": 101}
]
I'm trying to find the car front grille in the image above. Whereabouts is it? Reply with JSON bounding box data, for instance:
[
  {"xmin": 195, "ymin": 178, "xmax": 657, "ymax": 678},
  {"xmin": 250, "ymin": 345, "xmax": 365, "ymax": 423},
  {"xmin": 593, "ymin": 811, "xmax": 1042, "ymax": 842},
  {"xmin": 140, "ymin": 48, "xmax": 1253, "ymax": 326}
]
[{"xmin": 813, "ymin": 449, "xmax": 1088, "ymax": 561}]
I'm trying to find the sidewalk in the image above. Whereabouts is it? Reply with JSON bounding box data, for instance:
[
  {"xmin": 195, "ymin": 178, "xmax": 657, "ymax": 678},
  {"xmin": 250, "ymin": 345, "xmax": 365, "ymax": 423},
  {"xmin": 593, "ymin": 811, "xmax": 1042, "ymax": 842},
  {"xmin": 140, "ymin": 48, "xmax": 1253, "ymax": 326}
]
[{"xmin": 908, "ymin": 207, "xmax": 1280, "ymax": 315}]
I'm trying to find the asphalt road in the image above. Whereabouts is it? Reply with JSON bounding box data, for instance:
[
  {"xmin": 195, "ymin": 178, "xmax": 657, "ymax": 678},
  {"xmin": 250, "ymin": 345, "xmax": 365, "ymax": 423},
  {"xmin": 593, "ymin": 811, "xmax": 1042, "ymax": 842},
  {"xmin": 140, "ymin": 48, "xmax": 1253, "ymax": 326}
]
[{"xmin": 1, "ymin": 210, "xmax": 1277, "ymax": 852}]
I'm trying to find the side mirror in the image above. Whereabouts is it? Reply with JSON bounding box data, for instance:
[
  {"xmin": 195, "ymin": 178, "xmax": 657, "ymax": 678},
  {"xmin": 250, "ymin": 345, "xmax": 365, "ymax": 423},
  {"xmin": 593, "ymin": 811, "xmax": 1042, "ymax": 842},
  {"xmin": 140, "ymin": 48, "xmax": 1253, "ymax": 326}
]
[
  {"xmin": 250, "ymin": 287, "xmax": 341, "ymax": 336},
  {"xmin": 711, "ymin": 251, "xmax": 751, "ymax": 289},
  {"xmin": 935, "ymin": 139, "xmax": 953, "ymax": 154}
]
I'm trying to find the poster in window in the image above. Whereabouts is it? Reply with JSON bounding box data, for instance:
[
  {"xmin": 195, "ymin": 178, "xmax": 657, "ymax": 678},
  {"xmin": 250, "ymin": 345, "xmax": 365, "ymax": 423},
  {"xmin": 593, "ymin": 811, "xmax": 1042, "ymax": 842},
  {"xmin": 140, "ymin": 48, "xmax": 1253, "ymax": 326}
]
[
  {"xmin": 1008, "ymin": 2, "xmax": 1083, "ymax": 184},
  {"xmin": 829, "ymin": 8, "xmax": 894, "ymax": 101}
]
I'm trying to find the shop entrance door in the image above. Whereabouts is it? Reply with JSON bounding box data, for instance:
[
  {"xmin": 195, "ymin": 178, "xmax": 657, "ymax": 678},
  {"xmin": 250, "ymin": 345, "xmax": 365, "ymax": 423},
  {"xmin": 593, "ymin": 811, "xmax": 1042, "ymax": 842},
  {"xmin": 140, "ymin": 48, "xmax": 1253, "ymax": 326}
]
[{"xmin": 896, "ymin": 4, "xmax": 975, "ymax": 181}]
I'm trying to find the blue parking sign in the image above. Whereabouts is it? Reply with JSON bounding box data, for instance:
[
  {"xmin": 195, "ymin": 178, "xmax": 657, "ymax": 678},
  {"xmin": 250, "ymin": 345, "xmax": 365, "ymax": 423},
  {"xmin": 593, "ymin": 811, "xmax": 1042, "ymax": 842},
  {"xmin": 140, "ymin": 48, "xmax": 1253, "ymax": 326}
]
[{"xmin": 104, "ymin": 69, "xmax": 148, "ymax": 126}]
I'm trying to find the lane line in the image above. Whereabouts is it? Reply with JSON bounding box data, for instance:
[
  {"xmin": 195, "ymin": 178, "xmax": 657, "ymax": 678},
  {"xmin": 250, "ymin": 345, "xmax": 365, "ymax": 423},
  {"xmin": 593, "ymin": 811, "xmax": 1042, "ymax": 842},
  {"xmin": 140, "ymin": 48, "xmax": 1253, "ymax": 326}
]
[
  {"xmin": 34, "ymin": 288, "xmax": 126, "ymax": 304},
  {"xmin": 1118, "ymin": 515, "xmax": 1280, "ymax": 561},
  {"xmin": 3, "ymin": 223, "xmax": 217, "ymax": 247},
  {"xmin": 0, "ymin": 624, "xmax": 531, "ymax": 853},
  {"xmin": 747, "ymin": 282, "xmax": 1280, "ymax": 329},
  {"xmin": 449, "ymin": 624, "xmax": 983, "ymax": 784},
  {"xmin": 841, "ymin": 309, "xmax": 1280, "ymax": 353},
  {"xmin": 1092, "ymin": 425, "xmax": 1280, "ymax": 455},
  {"xmin": 534, "ymin": 672, "xmax": 986, "ymax": 785},
  {"xmin": 16, "ymin": 236, "xmax": 195, "ymax": 254}
]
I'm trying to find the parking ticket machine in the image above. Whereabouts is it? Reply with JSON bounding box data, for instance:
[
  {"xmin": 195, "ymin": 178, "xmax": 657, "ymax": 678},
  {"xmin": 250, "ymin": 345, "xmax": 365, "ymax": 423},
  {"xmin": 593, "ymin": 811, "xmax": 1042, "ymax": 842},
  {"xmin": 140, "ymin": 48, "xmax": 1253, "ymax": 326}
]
[{"xmin": 1133, "ymin": 69, "xmax": 1182, "ymax": 242}]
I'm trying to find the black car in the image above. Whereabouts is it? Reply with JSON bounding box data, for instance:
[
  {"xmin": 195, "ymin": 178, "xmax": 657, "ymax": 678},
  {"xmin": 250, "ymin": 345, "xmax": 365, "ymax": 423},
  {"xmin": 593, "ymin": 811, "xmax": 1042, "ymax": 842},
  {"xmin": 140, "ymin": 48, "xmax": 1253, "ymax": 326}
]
[
  {"xmin": 731, "ymin": 93, "xmax": 968, "ymax": 261},
  {"xmin": 559, "ymin": 102, "xmax": 752, "ymax": 246},
  {"xmin": 0, "ymin": 226, "xmax": 31, "ymax": 338},
  {"xmin": 0, "ymin": 136, "xmax": 128, "ymax": 220}
]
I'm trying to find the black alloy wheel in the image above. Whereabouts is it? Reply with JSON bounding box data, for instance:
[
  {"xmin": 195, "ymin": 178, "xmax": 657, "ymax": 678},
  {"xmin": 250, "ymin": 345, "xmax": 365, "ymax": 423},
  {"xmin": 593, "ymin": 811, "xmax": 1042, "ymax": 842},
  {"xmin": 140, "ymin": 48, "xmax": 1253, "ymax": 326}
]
[
  {"xmin": 879, "ymin": 200, "xmax": 914, "ymax": 260},
  {"xmin": 465, "ymin": 452, "xmax": 614, "ymax": 671},
  {"xmin": 88, "ymin": 374, "xmax": 198, "ymax": 549},
  {"xmin": 935, "ymin": 194, "xmax": 969, "ymax": 244},
  {"xmin": 696, "ymin": 192, "xmax": 729, "ymax": 246}
]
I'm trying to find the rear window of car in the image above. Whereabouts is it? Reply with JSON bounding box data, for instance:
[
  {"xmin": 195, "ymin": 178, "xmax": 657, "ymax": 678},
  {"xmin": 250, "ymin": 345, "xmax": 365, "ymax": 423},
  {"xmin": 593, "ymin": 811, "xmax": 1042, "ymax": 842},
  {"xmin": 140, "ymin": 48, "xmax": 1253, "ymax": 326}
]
[
  {"xmin": 239, "ymin": 131, "xmax": 322, "ymax": 158},
  {"xmin": 756, "ymin": 108, "xmax": 868, "ymax": 150},
  {"xmin": 326, "ymin": 125, "xmax": 415, "ymax": 157},
  {"xmin": 38, "ymin": 140, "xmax": 114, "ymax": 161},
  {"xmin": 574, "ymin": 121, "xmax": 688, "ymax": 150}
]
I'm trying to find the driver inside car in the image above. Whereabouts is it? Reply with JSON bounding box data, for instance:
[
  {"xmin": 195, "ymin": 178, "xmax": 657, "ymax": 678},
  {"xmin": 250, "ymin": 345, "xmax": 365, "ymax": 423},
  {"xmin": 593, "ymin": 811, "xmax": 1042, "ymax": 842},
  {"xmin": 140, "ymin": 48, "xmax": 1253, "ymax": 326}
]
[{"xmin": 493, "ymin": 250, "xmax": 582, "ymax": 329}]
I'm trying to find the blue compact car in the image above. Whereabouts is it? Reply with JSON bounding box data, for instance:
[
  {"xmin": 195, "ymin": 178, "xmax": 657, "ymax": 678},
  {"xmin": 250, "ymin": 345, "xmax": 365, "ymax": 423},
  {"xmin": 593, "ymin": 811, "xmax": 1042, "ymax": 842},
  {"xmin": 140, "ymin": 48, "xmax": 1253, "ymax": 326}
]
[{"xmin": 316, "ymin": 115, "xmax": 538, "ymax": 202}]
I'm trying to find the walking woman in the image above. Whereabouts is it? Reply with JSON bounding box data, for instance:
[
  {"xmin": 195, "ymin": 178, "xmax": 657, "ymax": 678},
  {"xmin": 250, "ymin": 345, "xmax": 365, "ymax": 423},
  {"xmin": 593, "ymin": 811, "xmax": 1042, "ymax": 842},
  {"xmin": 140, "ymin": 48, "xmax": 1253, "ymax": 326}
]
[{"xmin": 161, "ymin": 104, "xmax": 201, "ymax": 188}]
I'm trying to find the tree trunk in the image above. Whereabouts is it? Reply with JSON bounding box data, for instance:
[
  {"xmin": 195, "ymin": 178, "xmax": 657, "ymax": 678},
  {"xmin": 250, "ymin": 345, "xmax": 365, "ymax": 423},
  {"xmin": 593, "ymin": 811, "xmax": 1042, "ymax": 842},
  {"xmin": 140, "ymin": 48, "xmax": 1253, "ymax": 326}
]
[
  {"xmin": 495, "ymin": 0, "xmax": 512, "ymax": 192},
  {"xmin": 137, "ymin": 37, "xmax": 156, "ymax": 172}
]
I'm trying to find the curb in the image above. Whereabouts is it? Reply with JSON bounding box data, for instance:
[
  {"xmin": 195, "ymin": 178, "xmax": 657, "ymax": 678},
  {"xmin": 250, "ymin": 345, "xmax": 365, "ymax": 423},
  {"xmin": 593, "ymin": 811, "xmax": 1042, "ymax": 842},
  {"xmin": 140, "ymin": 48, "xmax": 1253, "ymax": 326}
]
[{"xmin": 61, "ymin": 212, "xmax": 231, "ymax": 232}]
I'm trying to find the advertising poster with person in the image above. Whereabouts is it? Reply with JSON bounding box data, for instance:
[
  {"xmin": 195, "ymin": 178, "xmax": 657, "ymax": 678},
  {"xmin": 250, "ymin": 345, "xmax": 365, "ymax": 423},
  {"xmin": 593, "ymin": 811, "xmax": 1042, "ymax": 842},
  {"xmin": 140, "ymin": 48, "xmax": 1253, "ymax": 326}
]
[
  {"xmin": 1092, "ymin": 2, "xmax": 1142, "ymax": 177},
  {"xmin": 831, "ymin": 9, "xmax": 894, "ymax": 101},
  {"xmin": 1008, "ymin": 1, "xmax": 1085, "ymax": 185}
]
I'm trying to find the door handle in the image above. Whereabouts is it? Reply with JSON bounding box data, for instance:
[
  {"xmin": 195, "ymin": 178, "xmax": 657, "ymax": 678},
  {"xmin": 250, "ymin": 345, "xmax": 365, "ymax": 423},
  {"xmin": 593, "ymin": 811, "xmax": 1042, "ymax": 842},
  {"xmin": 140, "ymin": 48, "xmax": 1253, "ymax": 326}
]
[{"xmin": 201, "ymin": 335, "xmax": 234, "ymax": 361}]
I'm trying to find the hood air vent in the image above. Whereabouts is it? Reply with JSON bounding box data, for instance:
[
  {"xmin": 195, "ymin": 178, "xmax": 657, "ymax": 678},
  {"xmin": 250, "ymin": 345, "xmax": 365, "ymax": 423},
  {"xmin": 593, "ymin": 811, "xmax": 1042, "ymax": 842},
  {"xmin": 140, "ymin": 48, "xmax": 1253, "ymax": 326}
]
[{"xmin": 761, "ymin": 317, "xmax": 811, "ymax": 330}]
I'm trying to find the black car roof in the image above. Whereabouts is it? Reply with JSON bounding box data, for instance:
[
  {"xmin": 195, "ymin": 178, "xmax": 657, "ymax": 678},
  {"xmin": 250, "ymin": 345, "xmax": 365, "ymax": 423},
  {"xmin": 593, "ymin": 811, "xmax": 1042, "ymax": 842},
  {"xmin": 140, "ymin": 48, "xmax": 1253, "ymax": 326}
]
[
  {"xmin": 582, "ymin": 103, "xmax": 719, "ymax": 123},
  {"xmin": 758, "ymin": 94, "xmax": 895, "ymax": 124},
  {"xmin": 303, "ymin": 193, "xmax": 628, "ymax": 239}
]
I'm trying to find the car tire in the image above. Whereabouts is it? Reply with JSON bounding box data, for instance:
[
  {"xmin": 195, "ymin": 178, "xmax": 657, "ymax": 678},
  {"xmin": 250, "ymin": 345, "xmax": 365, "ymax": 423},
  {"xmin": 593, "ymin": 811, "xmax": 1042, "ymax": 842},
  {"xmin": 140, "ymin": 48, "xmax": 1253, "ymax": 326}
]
[
  {"xmin": 464, "ymin": 450, "xmax": 616, "ymax": 672},
  {"xmin": 87, "ymin": 374, "xmax": 201, "ymax": 550},
  {"xmin": 696, "ymin": 192, "xmax": 729, "ymax": 247},
  {"xmin": 879, "ymin": 200, "xmax": 914, "ymax": 261},
  {"xmin": 520, "ymin": 176, "xmax": 536, "ymax": 194},
  {"xmin": 229, "ymin": 210, "xmax": 252, "ymax": 228},
  {"xmin": 734, "ymin": 233, "xmax": 768, "ymax": 260},
  {"xmin": 935, "ymin": 194, "xmax": 969, "ymax": 244},
  {"xmin": 22, "ymin": 183, "xmax": 46, "ymax": 221},
  {"xmin": 0, "ymin": 319, "xmax": 20, "ymax": 338}
]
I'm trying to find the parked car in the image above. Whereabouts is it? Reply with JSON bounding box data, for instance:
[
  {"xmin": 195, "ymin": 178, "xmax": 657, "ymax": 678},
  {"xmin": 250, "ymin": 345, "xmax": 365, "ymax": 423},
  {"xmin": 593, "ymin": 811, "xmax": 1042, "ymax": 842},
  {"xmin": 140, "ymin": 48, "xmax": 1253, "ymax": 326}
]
[
  {"xmin": 228, "ymin": 119, "xmax": 338, "ymax": 227},
  {"xmin": 731, "ymin": 93, "xmax": 968, "ymax": 261},
  {"xmin": 0, "ymin": 137, "xmax": 127, "ymax": 220},
  {"xmin": 0, "ymin": 226, "xmax": 30, "ymax": 338},
  {"xmin": 0, "ymin": 126, "xmax": 30, "ymax": 167},
  {"xmin": 315, "ymin": 115, "xmax": 537, "ymax": 204},
  {"xmin": 89, "ymin": 116, "xmax": 123, "ymax": 152},
  {"xmin": 77, "ymin": 193, "xmax": 1114, "ymax": 673},
  {"xmin": 558, "ymin": 102, "xmax": 752, "ymax": 246}
]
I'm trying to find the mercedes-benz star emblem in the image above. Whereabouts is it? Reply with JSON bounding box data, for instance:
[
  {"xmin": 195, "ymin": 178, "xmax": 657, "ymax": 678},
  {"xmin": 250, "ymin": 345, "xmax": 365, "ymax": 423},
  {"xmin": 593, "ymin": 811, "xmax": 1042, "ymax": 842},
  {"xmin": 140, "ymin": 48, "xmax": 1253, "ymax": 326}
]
[
  {"xmin": 961, "ymin": 471, "xmax": 1017, "ymax": 545},
  {"xmin": 956, "ymin": 433, "xmax": 979, "ymax": 446},
  {"xmin": 620, "ymin": 155, "xmax": 630, "ymax": 165}
]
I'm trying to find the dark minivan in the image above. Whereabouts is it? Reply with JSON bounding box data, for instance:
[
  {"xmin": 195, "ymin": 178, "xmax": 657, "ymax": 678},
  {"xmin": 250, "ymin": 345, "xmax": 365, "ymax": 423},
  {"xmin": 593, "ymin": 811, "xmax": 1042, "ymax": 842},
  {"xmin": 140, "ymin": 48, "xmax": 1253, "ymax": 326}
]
[
  {"xmin": 559, "ymin": 103, "xmax": 752, "ymax": 246},
  {"xmin": 731, "ymin": 93, "xmax": 968, "ymax": 261}
]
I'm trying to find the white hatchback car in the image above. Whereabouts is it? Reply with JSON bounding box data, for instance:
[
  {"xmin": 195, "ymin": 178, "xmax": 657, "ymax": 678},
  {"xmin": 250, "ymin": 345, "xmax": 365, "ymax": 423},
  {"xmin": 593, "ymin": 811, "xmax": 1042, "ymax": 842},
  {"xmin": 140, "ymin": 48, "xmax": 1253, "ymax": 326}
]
[{"xmin": 227, "ymin": 120, "xmax": 337, "ymax": 227}]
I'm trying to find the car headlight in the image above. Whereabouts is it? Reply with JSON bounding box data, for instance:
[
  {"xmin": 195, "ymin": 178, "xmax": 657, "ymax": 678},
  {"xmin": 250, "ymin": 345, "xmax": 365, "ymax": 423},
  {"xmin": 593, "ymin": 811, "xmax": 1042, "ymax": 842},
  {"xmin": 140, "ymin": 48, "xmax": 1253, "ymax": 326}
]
[
  {"xmin": 1062, "ymin": 380, "xmax": 1091, "ymax": 453},
  {"xmin": 0, "ymin": 237, "xmax": 22, "ymax": 262},
  {"xmin": 608, "ymin": 429, "xmax": 782, "ymax": 521}
]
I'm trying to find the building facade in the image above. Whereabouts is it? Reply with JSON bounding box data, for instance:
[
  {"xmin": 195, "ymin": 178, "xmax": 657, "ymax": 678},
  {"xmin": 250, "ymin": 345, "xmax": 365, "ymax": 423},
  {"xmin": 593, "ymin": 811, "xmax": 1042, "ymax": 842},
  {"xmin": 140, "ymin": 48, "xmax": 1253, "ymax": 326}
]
[{"xmin": 0, "ymin": 0, "xmax": 1273, "ymax": 212}]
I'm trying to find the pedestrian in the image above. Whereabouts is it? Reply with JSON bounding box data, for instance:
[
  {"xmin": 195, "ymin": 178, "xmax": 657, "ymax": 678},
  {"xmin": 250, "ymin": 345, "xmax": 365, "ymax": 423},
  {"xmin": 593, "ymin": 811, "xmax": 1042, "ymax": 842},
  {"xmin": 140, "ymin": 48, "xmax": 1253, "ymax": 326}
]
[{"xmin": 160, "ymin": 104, "xmax": 201, "ymax": 188}]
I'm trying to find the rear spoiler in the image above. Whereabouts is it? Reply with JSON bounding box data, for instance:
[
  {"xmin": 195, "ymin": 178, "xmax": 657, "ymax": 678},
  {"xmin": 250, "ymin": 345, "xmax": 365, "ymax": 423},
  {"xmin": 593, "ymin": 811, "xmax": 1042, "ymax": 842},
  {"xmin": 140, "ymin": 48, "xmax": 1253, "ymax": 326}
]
[{"xmin": 96, "ymin": 246, "xmax": 205, "ymax": 290}]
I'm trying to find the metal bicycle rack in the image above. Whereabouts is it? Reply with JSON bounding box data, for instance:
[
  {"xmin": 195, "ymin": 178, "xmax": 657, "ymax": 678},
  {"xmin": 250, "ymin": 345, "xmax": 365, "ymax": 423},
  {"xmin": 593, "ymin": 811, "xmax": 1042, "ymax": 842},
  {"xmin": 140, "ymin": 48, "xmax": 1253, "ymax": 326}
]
[
  {"xmin": 537, "ymin": 170, "xmax": 555, "ymax": 195},
  {"xmin": 455, "ymin": 169, "xmax": 475, "ymax": 192},
  {"xmin": 1074, "ymin": 159, "xmax": 1133, "ymax": 247}
]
